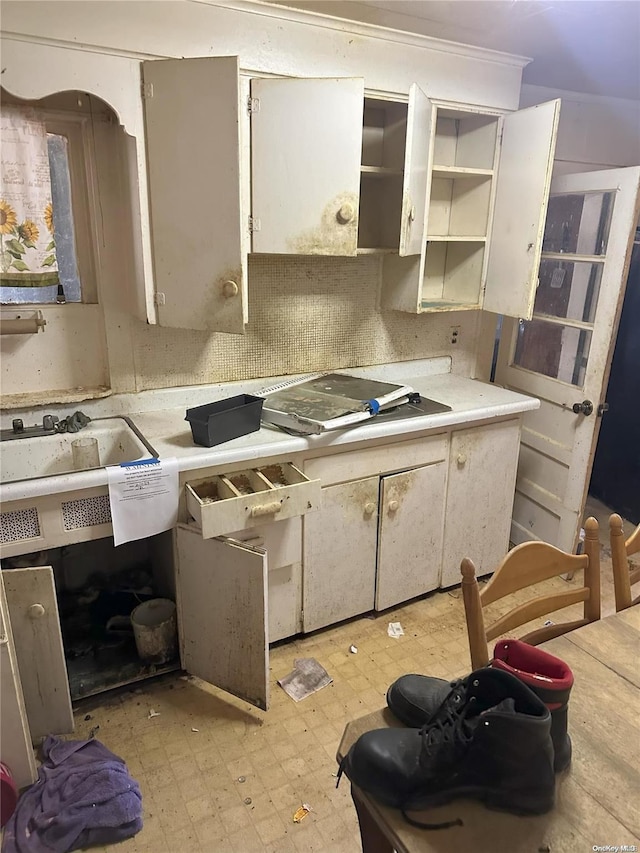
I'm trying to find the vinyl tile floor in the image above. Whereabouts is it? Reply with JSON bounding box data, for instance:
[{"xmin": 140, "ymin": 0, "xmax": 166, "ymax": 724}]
[{"xmin": 60, "ymin": 497, "xmax": 635, "ymax": 852}]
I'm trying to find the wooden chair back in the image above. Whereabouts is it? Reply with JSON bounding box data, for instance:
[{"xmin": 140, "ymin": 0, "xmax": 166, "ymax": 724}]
[
  {"xmin": 461, "ymin": 517, "xmax": 601, "ymax": 669},
  {"xmin": 609, "ymin": 513, "xmax": 640, "ymax": 611}
]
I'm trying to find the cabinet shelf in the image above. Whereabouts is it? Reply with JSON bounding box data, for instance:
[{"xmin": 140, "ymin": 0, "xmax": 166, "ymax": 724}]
[
  {"xmin": 357, "ymin": 247, "xmax": 398, "ymax": 255},
  {"xmin": 426, "ymin": 235, "xmax": 487, "ymax": 242},
  {"xmin": 432, "ymin": 165, "xmax": 493, "ymax": 179},
  {"xmin": 420, "ymin": 298, "xmax": 480, "ymax": 312},
  {"xmin": 360, "ymin": 165, "xmax": 404, "ymax": 177}
]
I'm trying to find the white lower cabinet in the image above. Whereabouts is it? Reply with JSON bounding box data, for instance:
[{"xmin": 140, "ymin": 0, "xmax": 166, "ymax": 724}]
[
  {"xmin": 303, "ymin": 477, "xmax": 379, "ymax": 633},
  {"xmin": 303, "ymin": 462, "xmax": 446, "ymax": 632},
  {"xmin": 302, "ymin": 434, "xmax": 449, "ymax": 632},
  {"xmin": 376, "ymin": 463, "xmax": 446, "ymax": 610},
  {"xmin": 440, "ymin": 419, "xmax": 521, "ymax": 587},
  {"xmin": 175, "ymin": 525, "xmax": 270, "ymax": 710}
]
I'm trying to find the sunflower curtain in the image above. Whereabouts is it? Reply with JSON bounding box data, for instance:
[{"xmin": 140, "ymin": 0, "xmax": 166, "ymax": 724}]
[{"xmin": 0, "ymin": 106, "xmax": 59, "ymax": 286}]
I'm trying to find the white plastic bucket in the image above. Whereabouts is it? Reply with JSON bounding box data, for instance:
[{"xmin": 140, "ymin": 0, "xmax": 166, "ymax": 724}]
[{"xmin": 131, "ymin": 598, "xmax": 177, "ymax": 664}]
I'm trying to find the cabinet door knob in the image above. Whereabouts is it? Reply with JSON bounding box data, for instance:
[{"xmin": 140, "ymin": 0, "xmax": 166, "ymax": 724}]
[
  {"xmin": 388, "ymin": 499, "xmax": 399, "ymax": 512},
  {"xmin": 29, "ymin": 603, "xmax": 46, "ymax": 619},
  {"xmin": 336, "ymin": 203, "xmax": 355, "ymax": 225},
  {"xmin": 222, "ymin": 280, "xmax": 239, "ymax": 298},
  {"xmin": 363, "ymin": 502, "xmax": 376, "ymax": 516},
  {"xmin": 456, "ymin": 453, "xmax": 467, "ymax": 466}
]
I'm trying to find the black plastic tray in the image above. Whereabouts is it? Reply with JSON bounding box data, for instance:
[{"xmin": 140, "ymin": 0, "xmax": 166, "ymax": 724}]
[{"xmin": 185, "ymin": 394, "xmax": 264, "ymax": 447}]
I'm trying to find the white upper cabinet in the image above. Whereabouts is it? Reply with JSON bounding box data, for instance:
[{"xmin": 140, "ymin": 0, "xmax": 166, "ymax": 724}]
[
  {"xmin": 381, "ymin": 99, "xmax": 560, "ymax": 318},
  {"xmin": 250, "ymin": 77, "xmax": 364, "ymax": 256},
  {"xmin": 142, "ymin": 53, "xmax": 558, "ymax": 329},
  {"xmin": 399, "ymin": 85, "xmax": 433, "ymax": 257},
  {"xmin": 483, "ymin": 99, "xmax": 561, "ymax": 318},
  {"xmin": 142, "ymin": 56, "xmax": 247, "ymax": 334}
]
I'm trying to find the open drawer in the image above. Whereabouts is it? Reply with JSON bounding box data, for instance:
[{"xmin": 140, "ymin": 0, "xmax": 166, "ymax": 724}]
[{"xmin": 185, "ymin": 462, "xmax": 321, "ymax": 539}]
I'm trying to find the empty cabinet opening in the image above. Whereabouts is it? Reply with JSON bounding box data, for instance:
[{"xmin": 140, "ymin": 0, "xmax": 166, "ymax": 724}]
[
  {"xmin": 2, "ymin": 533, "xmax": 178, "ymax": 701},
  {"xmin": 433, "ymin": 110, "xmax": 499, "ymax": 170},
  {"xmin": 358, "ymin": 98, "xmax": 408, "ymax": 252},
  {"xmin": 428, "ymin": 174, "xmax": 492, "ymax": 238},
  {"xmin": 422, "ymin": 241, "xmax": 486, "ymax": 309}
]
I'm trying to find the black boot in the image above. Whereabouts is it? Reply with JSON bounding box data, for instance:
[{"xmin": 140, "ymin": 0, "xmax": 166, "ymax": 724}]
[
  {"xmin": 342, "ymin": 668, "xmax": 555, "ymax": 821},
  {"xmin": 386, "ymin": 639, "xmax": 573, "ymax": 772}
]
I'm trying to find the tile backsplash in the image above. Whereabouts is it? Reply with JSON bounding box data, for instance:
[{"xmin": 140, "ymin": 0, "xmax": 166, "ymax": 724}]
[{"xmin": 130, "ymin": 256, "xmax": 481, "ymax": 391}]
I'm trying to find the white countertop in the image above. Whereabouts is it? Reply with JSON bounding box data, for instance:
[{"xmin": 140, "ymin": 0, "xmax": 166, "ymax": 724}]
[{"xmin": 1, "ymin": 359, "xmax": 539, "ymax": 502}]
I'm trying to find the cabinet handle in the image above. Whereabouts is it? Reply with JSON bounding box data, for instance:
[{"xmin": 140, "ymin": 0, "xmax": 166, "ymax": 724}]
[
  {"xmin": 29, "ymin": 603, "xmax": 46, "ymax": 619},
  {"xmin": 388, "ymin": 500, "xmax": 399, "ymax": 512},
  {"xmin": 249, "ymin": 501, "xmax": 282, "ymax": 518},
  {"xmin": 336, "ymin": 203, "xmax": 355, "ymax": 225},
  {"xmin": 456, "ymin": 453, "xmax": 467, "ymax": 466},
  {"xmin": 363, "ymin": 502, "xmax": 376, "ymax": 516},
  {"xmin": 222, "ymin": 280, "xmax": 239, "ymax": 298}
]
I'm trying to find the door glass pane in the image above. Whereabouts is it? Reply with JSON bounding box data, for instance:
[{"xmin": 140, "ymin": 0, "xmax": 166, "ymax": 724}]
[
  {"xmin": 534, "ymin": 259, "xmax": 603, "ymax": 323},
  {"xmin": 513, "ymin": 318, "xmax": 592, "ymax": 386},
  {"xmin": 542, "ymin": 191, "xmax": 614, "ymax": 255}
]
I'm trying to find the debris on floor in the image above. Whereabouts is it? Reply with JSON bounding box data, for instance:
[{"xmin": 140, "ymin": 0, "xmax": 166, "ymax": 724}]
[
  {"xmin": 292, "ymin": 803, "xmax": 312, "ymax": 823},
  {"xmin": 147, "ymin": 709, "xmax": 160, "ymax": 719},
  {"xmin": 387, "ymin": 621, "xmax": 404, "ymax": 638},
  {"xmin": 278, "ymin": 658, "xmax": 332, "ymax": 702},
  {"xmin": 349, "ymin": 644, "xmax": 358, "ymax": 654}
]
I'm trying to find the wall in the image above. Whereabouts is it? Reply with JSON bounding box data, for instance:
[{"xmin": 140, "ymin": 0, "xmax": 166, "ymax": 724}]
[
  {"xmin": 0, "ymin": 0, "xmax": 530, "ymax": 402},
  {"xmin": 520, "ymin": 84, "xmax": 640, "ymax": 174}
]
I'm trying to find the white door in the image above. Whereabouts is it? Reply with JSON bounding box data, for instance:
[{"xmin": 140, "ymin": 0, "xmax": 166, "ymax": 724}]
[
  {"xmin": 250, "ymin": 76, "xmax": 364, "ymax": 256},
  {"xmin": 142, "ymin": 56, "xmax": 247, "ymax": 333},
  {"xmin": 2, "ymin": 567, "xmax": 74, "ymax": 740},
  {"xmin": 484, "ymin": 100, "xmax": 561, "ymax": 319},
  {"xmin": 399, "ymin": 84, "xmax": 433, "ymax": 257},
  {"xmin": 0, "ymin": 574, "xmax": 37, "ymax": 787},
  {"xmin": 496, "ymin": 167, "xmax": 640, "ymax": 551},
  {"xmin": 303, "ymin": 477, "xmax": 378, "ymax": 632},
  {"xmin": 175, "ymin": 526, "xmax": 269, "ymax": 710},
  {"xmin": 376, "ymin": 463, "xmax": 445, "ymax": 610}
]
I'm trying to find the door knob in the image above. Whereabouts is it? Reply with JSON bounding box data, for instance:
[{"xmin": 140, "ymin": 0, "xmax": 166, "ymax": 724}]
[
  {"xmin": 222, "ymin": 280, "xmax": 239, "ymax": 298},
  {"xmin": 29, "ymin": 603, "xmax": 46, "ymax": 619},
  {"xmin": 336, "ymin": 203, "xmax": 355, "ymax": 225},
  {"xmin": 572, "ymin": 400, "xmax": 594, "ymax": 416},
  {"xmin": 364, "ymin": 502, "xmax": 376, "ymax": 516},
  {"xmin": 388, "ymin": 500, "xmax": 399, "ymax": 512}
]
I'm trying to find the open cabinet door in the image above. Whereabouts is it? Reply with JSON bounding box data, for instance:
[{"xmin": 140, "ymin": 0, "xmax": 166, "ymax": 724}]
[
  {"xmin": 175, "ymin": 526, "xmax": 269, "ymax": 710},
  {"xmin": 0, "ymin": 574, "xmax": 37, "ymax": 787},
  {"xmin": 2, "ymin": 567, "xmax": 74, "ymax": 741},
  {"xmin": 484, "ymin": 100, "xmax": 560, "ymax": 318},
  {"xmin": 399, "ymin": 84, "xmax": 433, "ymax": 257},
  {"xmin": 496, "ymin": 167, "xmax": 640, "ymax": 551},
  {"xmin": 251, "ymin": 77, "xmax": 364, "ymax": 256},
  {"xmin": 142, "ymin": 56, "xmax": 247, "ymax": 333}
]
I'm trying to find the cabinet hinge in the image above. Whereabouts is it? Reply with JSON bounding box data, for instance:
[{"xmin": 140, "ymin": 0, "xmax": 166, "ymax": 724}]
[
  {"xmin": 247, "ymin": 96, "xmax": 260, "ymax": 114},
  {"xmin": 248, "ymin": 216, "xmax": 261, "ymax": 233},
  {"xmin": 141, "ymin": 82, "xmax": 154, "ymax": 99},
  {"xmin": 154, "ymin": 292, "xmax": 166, "ymax": 306}
]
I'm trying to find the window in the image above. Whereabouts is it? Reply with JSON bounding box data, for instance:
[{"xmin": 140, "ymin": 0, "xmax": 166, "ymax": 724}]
[{"xmin": 0, "ymin": 94, "xmax": 99, "ymax": 306}]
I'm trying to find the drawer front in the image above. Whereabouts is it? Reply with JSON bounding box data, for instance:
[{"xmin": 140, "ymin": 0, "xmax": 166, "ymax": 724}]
[
  {"xmin": 186, "ymin": 463, "xmax": 321, "ymax": 539},
  {"xmin": 303, "ymin": 433, "xmax": 448, "ymax": 487}
]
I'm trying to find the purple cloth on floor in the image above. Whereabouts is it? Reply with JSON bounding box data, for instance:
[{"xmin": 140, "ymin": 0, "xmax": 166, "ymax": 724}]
[{"xmin": 1, "ymin": 735, "xmax": 142, "ymax": 853}]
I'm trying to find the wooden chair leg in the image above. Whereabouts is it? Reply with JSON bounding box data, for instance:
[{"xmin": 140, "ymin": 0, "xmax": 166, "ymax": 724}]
[{"xmin": 351, "ymin": 786, "xmax": 395, "ymax": 853}]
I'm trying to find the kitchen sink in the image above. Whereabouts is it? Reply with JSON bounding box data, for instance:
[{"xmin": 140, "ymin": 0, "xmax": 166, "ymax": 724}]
[{"xmin": 0, "ymin": 417, "xmax": 157, "ymax": 484}]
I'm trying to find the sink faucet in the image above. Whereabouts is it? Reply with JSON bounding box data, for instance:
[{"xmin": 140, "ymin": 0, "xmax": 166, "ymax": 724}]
[{"xmin": 0, "ymin": 415, "xmax": 60, "ymax": 441}]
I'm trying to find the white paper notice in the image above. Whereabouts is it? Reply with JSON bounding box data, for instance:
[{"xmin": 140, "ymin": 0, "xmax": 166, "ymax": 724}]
[{"xmin": 106, "ymin": 458, "xmax": 179, "ymax": 546}]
